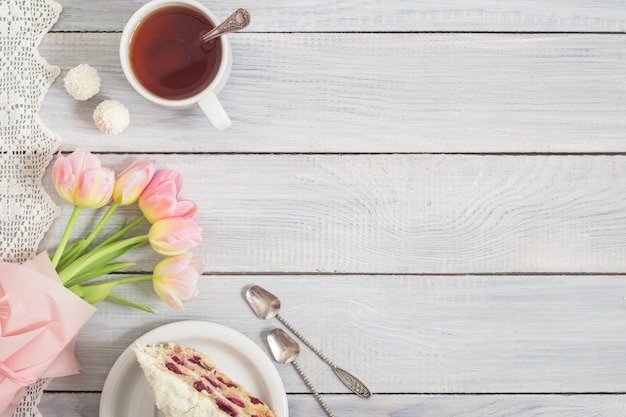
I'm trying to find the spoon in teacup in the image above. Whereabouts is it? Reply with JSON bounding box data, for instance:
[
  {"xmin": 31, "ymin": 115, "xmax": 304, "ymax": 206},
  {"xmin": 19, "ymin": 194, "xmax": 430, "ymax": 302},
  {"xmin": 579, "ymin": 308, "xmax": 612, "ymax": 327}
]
[
  {"xmin": 189, "ymin": 8, "xmax": 250, "ymax": 49},
  {"xmin": 245, "ymin": 284, "xmax": 372, "ymax": 399},
  {"xmin": 146, "ymin": 8, "xmax": 250, "ymax": 77},
  {"xmin": 268, "ymin": 328, "xmax": 335, "ymax": 417}
]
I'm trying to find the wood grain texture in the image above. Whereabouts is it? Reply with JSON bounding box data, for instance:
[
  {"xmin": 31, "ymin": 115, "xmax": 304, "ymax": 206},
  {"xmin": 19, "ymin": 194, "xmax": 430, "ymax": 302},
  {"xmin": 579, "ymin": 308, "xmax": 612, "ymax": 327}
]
[
  {"xmin": 38, "ymin": 154, "xmax": 626, "ymax": 273},
  {"xmin": 27, "ymin": 0, "xmax": 626, "ymax": 415},
  {"xmin": 38, "ymin": 33, "xmax": 626, "ymax": 153},
  {"xmin": 46, "ymin": 275, "xmax": 626, "ymax": 394},
  {"xmin": 50, "ymin": 0, "xmax": 626, "ymax": 32},
  {"xmin": 37, "ymin": 392, "xmax": 626, "ymax": 417}
]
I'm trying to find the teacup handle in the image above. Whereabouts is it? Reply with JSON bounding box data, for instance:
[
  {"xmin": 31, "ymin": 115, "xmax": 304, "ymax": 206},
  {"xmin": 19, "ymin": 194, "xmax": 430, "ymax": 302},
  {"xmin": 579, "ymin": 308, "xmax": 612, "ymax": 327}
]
[{"xmin": 198, "ymin": 93, "xmax": 231, "ymax": 131}]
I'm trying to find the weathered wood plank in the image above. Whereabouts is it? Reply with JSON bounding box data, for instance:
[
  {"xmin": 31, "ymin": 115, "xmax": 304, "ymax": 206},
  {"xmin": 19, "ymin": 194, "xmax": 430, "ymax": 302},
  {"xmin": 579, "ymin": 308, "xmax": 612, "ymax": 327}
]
[
  {"xmin": 37, "ymin": 392, "xmax": 626, "ymax": 417},
  {"xmin": 20, "ymin": 2, "xmax": 626, "ymax": 417},
  {"xmin": 39, "ymin": 154, "xmax": 626, "ymax": 273},
  {"xmin": 51, "ymin": 0, "xmax": 626, "ymax": 33},
  {"xmin": 38, "ymin": 33, "xmax": 626, "ymax": 153},
  {"xmin": 47, "ymin": 275, "xmax": 626, "ymax": 393}
]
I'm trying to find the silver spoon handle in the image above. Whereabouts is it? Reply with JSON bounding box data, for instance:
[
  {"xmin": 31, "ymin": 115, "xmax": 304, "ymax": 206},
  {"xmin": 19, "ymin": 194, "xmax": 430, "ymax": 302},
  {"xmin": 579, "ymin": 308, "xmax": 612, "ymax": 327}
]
[
  {"xmin": 333, "ymin": 366, "xmax": 372, "ymax": 399},
  {"xmin": 276, "ymin": 314, "xmax": 372, "ymax": 399},
  {"xmin": 202, "ymin": 8, "xmax": 250, "ymax": 43},
  {"xmin": 292, "ymin": 361, "xmax": 334, "ymax": 417},
  {"xmin": 276, "ymin": 314, "xmax": 334, "ymax": 366}
]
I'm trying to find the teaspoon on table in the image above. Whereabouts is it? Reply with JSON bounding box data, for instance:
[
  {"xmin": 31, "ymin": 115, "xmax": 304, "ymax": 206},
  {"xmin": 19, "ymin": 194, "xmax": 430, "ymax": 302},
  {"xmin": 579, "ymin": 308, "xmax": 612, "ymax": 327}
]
[
  {"xmin": 267, "ymin": 328, "xmax": 335, "ymax": 417},
  {"xmin": 245, "ymin": 284, "xmax": 372, "ymax": 399}
]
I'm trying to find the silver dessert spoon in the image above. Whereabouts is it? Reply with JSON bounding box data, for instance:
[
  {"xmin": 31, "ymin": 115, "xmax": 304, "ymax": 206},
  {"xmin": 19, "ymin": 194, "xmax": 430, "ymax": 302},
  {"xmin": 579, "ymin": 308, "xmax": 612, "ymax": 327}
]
[
  {"xmin": 267, "ymin": 328, "xmax": 335, "ymax": 417},
  {"xmin": 245, "ymin": 284, "xmax": 372, "ymax": 399}
]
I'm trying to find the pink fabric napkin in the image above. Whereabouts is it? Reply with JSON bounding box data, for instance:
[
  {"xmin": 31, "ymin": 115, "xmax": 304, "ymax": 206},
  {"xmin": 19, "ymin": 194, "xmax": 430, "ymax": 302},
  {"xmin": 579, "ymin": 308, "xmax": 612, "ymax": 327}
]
[{"xmin": 0, "ymin": 252, "xmax": 96, "ymax": 417}]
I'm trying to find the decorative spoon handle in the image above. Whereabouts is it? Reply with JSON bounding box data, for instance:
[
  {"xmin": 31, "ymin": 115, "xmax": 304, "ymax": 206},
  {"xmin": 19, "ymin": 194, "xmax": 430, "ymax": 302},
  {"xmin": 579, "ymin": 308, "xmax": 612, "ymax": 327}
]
[
  {"xmin": 292, "ymin": 360, "xmax": 335, "ymax": 417},
  {"xmin": 202, "ymin": 8, "xmax": 250, "ymax": 43},
  {"xmin": 276, "ymin": 314, "xmax": 372, "ymax": 398},
  {"xmin": 333, "ymin": 366, "xmax": 372, "ymax": 399},
  {"xmin": 189, "ymin": 8, "xmax": 250, "ymax": 49}
]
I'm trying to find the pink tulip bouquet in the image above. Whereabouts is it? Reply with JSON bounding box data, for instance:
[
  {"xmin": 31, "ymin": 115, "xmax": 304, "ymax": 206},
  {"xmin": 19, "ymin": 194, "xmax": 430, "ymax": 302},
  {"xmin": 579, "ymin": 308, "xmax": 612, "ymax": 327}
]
[
  {"xmin": 0, "ymin": 149, "xmax": 205, "ymax": 416},
  {"xmin": 49, "ymin": 149, "xmax": 204, "ymax": 312}
]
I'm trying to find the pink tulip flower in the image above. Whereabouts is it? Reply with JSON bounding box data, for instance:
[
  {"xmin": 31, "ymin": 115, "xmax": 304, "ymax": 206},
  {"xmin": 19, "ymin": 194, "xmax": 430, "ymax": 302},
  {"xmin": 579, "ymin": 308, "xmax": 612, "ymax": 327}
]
[
  {"xmin": 52, "ymin": 149, "xmax": 115, "ymax": 209},
  {"xmin": 148, "ymin": 218, "xmax": 202, "ymax": 256},
  {"xmin": 152, "ymin": 253, "xmax": 204, "ymax": 310},
  {"xmin": 138, "ymin": 169, "xmax": 198, "ymax": 223},
  {"xmin": 112, "ymin": 157, "xmax": 156, "ymax": 205}
]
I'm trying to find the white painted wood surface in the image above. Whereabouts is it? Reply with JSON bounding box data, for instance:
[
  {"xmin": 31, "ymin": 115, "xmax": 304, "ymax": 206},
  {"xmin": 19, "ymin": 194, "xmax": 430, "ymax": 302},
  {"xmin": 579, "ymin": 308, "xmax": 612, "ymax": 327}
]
[
  {"xmin": 37, "ymin": 154, "xmax": 626, "ymax": 273},
  {"xmin": 47, "ymin": 275, "xmax": 626, "ymax": 393},
  {"xmin": 30, "ymin": 0, "xmax": 626, "ymax": 416},
  {"xmin": 38, "ymin": 393, "xmax": 626, "ymax": 417},
  {"xmin": 39, "ymin": 33, "xmax": 626, "ymax": 153},
  {"xmin": 50, "ymin": 0, "xmax": 626, "ymax": 32}
]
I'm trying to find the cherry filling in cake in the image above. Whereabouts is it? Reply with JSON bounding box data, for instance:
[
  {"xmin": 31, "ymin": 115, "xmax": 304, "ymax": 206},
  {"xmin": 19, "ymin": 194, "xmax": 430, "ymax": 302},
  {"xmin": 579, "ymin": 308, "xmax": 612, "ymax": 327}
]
[{"xmin": 134, "ymin": 342, "xmax": 277, "ymax": 417}]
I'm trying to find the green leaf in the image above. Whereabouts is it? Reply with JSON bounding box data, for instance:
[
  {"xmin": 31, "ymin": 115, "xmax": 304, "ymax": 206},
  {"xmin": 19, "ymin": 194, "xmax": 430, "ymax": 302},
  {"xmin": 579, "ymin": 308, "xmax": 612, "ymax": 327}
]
[
  {"xmin": 94, "ymin": 214, "xmax": 146, "ymax": 251},
  {"xmin": 106, "ymin": 295, "xmax": 154, "ymax": 313},
  {"xmin": 70, "ymin": 282, "xmax": 118, "ymax": 305},
  {"xmin": 60, "ymin": 234, "xmax": 149, "ymax": 286},
  {"xmin": 65, "ymin": 262, "xmax": 136, "ymax": 284}
]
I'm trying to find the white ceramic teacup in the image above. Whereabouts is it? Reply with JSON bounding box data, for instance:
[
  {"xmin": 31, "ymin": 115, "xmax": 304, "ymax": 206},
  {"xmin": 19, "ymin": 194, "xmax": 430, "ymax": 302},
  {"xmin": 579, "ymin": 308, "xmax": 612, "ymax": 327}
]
[{"xmin": 120, "ymin": 0, "xmax": 232, "ymax": 131}]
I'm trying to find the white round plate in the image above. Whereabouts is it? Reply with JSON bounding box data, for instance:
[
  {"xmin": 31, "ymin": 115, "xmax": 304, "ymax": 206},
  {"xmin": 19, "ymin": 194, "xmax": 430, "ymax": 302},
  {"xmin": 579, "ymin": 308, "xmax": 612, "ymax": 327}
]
[{"xmin": 99, "ymin": 320, "xmax": 288, "ymax": 417}]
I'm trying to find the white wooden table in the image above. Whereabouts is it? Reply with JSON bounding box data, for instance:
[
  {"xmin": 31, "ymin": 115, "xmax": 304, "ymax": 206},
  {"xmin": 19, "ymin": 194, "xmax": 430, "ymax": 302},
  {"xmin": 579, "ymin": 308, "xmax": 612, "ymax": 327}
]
[{"xmin": 35, "ymin": 1, "xmax": 626, "ymax": 415}]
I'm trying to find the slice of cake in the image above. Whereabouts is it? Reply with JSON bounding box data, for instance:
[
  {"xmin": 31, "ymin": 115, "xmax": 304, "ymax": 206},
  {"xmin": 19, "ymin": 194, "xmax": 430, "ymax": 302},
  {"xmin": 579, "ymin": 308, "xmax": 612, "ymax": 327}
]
[{"xmin": 133, "ymin": 342, "xmax": 277, "ymax": 417}]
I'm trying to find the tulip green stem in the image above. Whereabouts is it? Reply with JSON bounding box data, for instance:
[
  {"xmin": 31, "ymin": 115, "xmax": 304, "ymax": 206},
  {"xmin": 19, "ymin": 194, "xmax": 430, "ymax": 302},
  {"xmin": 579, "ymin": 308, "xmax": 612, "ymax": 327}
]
[
  {"xmin": 94, "ymin": 214, "xmax": 146, "ymax": 251},
  {"xmin": 51, "ymin": 205, "xmax": 82, "ymax": 268},
  {"xmin": 60, "ymin": 234, "xmax": 149, "ymax": 286},
  {"xmin": 59, "ymin": 203, "xmax": 120, "ymax": 269},
  {"xmin": 99, "ymin": 275, "xmax": 153, "ymax": 285}
]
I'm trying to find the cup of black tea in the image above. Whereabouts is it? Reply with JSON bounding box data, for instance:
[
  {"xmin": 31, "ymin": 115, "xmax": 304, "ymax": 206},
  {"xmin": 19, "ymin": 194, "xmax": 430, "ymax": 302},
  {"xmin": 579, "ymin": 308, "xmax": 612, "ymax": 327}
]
[{"xmin": 120, "ymin": 0, "xmax": 232, "ymax": 130}]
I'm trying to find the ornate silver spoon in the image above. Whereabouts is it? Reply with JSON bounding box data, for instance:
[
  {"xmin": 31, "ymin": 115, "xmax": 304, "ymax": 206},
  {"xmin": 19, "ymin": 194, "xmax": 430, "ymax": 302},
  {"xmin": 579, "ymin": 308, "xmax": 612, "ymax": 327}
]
[
  {"xmin": 267, "ymin": 328, "xmax": 335, "ymax": 417},
  {"xmin": 189, "ymin": 8, "xmax": 250, "ymax": 49},
  {"xmin": 146, "ymin": 8, "xmax": 250, "ymax": 76},
  {"xmin": 245, "ymin": 285, "xmax": 372, "ymax": 399}
]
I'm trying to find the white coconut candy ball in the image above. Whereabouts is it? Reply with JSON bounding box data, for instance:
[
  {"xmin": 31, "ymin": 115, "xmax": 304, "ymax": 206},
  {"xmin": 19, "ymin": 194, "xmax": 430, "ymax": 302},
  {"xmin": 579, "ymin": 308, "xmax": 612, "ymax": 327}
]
[
  {"xmin": 64, "ymin": 64, "xmax": 101, "ymax": 101},
  {"xmin": 93, "ymin": 99, "xmax": 130, "ymax": 135}
]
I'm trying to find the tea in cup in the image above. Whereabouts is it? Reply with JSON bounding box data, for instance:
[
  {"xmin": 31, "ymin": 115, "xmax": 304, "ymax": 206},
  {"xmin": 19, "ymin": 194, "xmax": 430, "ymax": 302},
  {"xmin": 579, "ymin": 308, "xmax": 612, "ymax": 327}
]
[{"xmin": 120, "ymin": 0, "xmax": 232, "ymax": 130}]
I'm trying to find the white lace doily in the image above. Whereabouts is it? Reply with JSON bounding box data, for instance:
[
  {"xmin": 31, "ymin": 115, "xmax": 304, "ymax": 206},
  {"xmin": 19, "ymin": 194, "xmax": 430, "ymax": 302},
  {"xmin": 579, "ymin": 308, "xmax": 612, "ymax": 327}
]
[
  {"xmin": 0, "ymin": 0, "xmax": 63, "ymax": 416},
  {"xmin": 0, "ymin": 0, "xmax": 62, "ymax": 264},
  {"xmin": 9, "ymin": 379, "xmax": 51, "ymax": 417}
]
